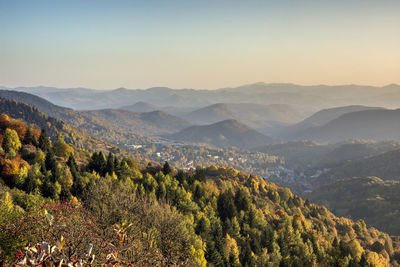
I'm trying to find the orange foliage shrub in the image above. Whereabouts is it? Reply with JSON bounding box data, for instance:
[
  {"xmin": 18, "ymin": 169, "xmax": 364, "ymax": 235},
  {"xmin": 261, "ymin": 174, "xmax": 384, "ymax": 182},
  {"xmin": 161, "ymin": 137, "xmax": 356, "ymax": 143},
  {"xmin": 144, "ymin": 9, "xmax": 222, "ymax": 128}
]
[{"xmin": 0, "ymin": 114, "xmax": 27, "ymax": 140}]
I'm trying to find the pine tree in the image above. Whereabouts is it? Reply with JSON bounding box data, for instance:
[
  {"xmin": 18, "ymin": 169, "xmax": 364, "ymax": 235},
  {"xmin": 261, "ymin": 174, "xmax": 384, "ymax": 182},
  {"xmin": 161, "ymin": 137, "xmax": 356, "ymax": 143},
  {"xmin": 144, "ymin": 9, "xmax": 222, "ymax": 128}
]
[
  {"xmin": 38, "ymin": 129, "xmax": 51, "ymax": 152},
  {"xmin": 163, "ymin": 161, "xmax": 172, "ymax": 175},
  {"xmin": 23, "ymin": 128, "xmax": 38, "ymax": 146},
  {"xmin": 45, "ymin": 150, "xmax": 57, "ymax": 173},
  {"xmin": 217, "ymin": 189, "xmax": 237, "ymax": 221},
  {"xmin": 235, "ymin": 188, "xmax": 250, "ymax": 212},
  {"xmin": 88, "ymin": 152, "xmax": 106, "ymax": 175},
  {"xmin": 105, "ymin": 152, "xmax": 115, "ymax": 175},
  {"xmin": 67, "ymin": 155, "xmax": 78, "ymax": 177}
]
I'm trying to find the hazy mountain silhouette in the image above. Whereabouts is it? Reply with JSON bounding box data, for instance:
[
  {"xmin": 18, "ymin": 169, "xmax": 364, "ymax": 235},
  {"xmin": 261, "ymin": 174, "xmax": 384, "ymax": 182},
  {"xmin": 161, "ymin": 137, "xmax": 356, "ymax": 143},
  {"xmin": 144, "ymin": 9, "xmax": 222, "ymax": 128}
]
[
  {"xmin": 5, "ymin": 83, "xmax": 400, "ymax": 112},
  {"xmin": 166, "ymin": 119, "xmax": 273, "ymax": 149},
  {"xmin": 290, "ymin": 109, "xmax": 400, "ymax": 142},
  {"xmin": 84, "ymin": 109, "xmax": 191, "ymax": 135},
  {"xmin": 121, "ymin": 101, "xmax": 159, "ymax": 113},
  {"xmin": 283, "ymin": 105, "xmax": 385, "ymax": 139}
]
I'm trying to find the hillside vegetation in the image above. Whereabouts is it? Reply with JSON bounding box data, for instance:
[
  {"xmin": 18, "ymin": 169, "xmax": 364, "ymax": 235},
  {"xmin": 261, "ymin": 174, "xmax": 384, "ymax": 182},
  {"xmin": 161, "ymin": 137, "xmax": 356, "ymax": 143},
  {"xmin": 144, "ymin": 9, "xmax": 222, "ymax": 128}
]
[
  {"xmin": 0, "ymin": 90, "xmax": 157, "ymax": 145},
  {"xmin": 0, "ymin": 113, "xmax": 398, "ymax": 266},
  {"xmin": 309, "ymin": 177, "xmax": 400, "ymax": 235},
  {"xmin": 329, "ymin": 149, "xmax": 400, "ymax": 181},
  {"xmin": 0, "ymin": 97, "xmax": 120, "ymax": 154}
]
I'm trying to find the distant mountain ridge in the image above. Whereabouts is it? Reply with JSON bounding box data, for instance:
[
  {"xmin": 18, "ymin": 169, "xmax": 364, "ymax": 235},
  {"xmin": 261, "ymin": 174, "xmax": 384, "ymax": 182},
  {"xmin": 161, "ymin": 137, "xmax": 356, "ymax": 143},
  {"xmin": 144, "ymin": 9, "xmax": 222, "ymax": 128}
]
[
  {"xmin": 290, "ymin": 109, "xmax": 400, "ymax": 142},
  {"xmin": 5, "ymin": 83, "xmax": 400, "ymax": 112},
  {"xmin": 284, "ymin": 105, "xmax": 385, "ymax": 136},
  {"xmin": 121, "ymin": 101, "xmax": 159, "ymax": 113},
  {"xmin": 181, "ymin": 103, "xmax": 304, "ymax": 135},
  {"xmin": 84, "ymin": 109, "xmax": 191, "ymax": 135},
  {"xmin": 183, "ymin": 103, "xmax": 238, "ymax": 124},
  {"xmin": 166, "ymin": 119, "xmax": 273, "ymax": 149}
]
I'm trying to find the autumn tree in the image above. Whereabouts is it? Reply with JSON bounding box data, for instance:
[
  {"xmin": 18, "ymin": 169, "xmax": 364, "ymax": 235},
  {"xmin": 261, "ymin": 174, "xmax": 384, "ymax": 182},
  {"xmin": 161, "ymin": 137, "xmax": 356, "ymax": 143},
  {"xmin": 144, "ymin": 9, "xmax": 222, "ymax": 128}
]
[
  {"xmin": 0, "ymin": 114, "xmax": 11, "ymax": 129},
  {"xmin": 2, "ymin": 128, "xmax": 21, "ymax": 156},
  {"xmin": 53, "ymin": 134, "xmax": 74, "ymax": 159}
]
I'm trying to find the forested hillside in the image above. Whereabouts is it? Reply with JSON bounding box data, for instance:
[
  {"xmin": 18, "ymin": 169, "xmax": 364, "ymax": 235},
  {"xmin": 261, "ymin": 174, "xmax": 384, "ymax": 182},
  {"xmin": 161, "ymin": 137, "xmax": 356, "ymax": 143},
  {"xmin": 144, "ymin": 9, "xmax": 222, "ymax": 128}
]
[
  {"xmin": 0, "ymin": 98, "xmax": 120, "ymax": 154},
  {"xmin": 0, "ymin": 90, "xmax": 157, "ymax": 146},
  {"xmin": 0, "ymin": 112, "xmax": 399, "ymax": 266},
  {"xmin": 309, "ymin": 177, "xmax": 400, "ymax": 236},
  {"xmin": 329, "ymin": 149, "xmax": 400, "ymax": 181}
]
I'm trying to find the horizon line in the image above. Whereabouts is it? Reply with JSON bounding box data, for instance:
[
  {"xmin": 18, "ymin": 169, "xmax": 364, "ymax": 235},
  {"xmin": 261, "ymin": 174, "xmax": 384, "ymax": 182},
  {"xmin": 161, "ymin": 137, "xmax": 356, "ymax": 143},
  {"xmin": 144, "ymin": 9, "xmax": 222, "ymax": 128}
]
[{"xmin": 1, "ymin": 82, "xmax": 399, "ymax": 91}]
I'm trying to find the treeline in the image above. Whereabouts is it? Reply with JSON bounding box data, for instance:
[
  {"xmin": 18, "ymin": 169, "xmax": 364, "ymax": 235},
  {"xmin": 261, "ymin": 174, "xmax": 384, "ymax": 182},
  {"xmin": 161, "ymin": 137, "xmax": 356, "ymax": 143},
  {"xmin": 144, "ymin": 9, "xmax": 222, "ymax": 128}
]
[{"xmin": 0, "ymin": 113, "xmax": 399, "ymax": 266}]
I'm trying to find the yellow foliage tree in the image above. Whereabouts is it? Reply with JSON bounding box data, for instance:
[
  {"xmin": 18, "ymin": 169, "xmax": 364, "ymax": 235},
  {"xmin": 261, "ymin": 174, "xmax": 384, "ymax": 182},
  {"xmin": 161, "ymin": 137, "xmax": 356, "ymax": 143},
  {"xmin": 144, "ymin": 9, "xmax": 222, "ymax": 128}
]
[
  {"xmin": 2, "ymin": 128, "xmax": 21, "ymax": 154},
  {"xmin": 348, "ymin": 239, "xmax": 364, "ymax": 262},
  {"xmin": 53, "ymin": 134, "xmax": 74, "ymax": 159},
  {"xmin": 59, "ymin": 165, "xmax": 74, "ymax": 189},
  {"xmin": 366, "ymin": 251, "xmax": 389, "ymax": 267},
  {"xmin": 223, "ymin": 234, "xmax": 240, "ymax": 265}
]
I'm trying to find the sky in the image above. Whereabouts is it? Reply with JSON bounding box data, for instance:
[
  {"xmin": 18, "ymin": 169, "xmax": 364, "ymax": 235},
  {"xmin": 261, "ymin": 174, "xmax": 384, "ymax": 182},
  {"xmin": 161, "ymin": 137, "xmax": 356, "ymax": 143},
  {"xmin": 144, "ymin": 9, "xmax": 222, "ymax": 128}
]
[{"xmin": 0, "ymin": 0, "xmax": 399, "ymax": 90}]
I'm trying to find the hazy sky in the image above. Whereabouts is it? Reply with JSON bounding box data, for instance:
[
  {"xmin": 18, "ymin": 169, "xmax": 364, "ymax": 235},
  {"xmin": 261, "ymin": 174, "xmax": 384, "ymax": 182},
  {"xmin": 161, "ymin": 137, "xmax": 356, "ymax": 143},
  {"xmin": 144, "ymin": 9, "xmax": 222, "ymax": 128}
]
[{"xmin": 1, "ymin": 0, "xmax": 399, "ymax": 89}]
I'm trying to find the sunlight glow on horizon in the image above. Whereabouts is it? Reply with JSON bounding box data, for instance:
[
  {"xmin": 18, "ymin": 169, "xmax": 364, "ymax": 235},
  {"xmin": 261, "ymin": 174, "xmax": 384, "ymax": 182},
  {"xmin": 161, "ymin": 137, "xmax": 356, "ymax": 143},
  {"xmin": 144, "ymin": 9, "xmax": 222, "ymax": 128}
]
[{"xmin": 1, "ymin": 0, "xmax": 399, "ymax": 89}]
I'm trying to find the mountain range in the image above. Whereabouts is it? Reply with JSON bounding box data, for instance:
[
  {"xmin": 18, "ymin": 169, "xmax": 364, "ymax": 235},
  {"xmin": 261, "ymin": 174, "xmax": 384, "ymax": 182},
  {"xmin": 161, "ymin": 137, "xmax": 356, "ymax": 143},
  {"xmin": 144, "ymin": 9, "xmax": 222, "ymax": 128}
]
[
  {"xmin": 5, "ymin": 83, "xmax": 400, "ymax": 112},
  {"xmin": 3, "ymin": 84, "xmax": 400, "ymax": 147}
]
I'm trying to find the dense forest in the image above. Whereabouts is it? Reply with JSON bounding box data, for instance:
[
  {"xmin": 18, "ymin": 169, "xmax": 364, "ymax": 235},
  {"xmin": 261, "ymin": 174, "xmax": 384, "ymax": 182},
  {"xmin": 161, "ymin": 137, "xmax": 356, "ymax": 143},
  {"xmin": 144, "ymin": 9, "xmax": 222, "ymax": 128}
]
[
  {"xmin": 0, "ymin": 113, "xmax": 399, "ymax": 266},
  {"xmin": 309, "ymin": 177, "xmax": 400, "ymax": 236}
]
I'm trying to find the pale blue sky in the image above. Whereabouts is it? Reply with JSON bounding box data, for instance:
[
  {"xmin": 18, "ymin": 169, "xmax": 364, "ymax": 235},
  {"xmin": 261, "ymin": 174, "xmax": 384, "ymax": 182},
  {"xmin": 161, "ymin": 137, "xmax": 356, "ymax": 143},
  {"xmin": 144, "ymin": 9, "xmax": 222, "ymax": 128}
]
[{"xmin": 1, "ymin": 0, "xmax": 399, "ymax": 89}]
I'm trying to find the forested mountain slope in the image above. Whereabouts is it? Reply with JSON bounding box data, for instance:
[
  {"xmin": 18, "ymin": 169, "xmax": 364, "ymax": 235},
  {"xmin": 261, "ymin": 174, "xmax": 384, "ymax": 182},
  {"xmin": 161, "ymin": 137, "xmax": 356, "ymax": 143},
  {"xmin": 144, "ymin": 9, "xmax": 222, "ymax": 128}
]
[
  {"xmin": 309, "ymin": 177, "xmax": 400, "ymax": 235},
  {"xmin": 0, "ymin": 98, "xmax": 120, "ymax": 154},
  {"xmin": 256, "ymin": 140, "xmax": 400, "ymax": 169},
  {"xmin": 329, "ymin": 148, "xmax": 400, "ymax": 180},
  {"xmin": 0, "ymin": 112, "xmax": 398, "ymax": 266},
  {"xmin": 0, "ymin": 90, "xmax": 156, "ymax": 145}
]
